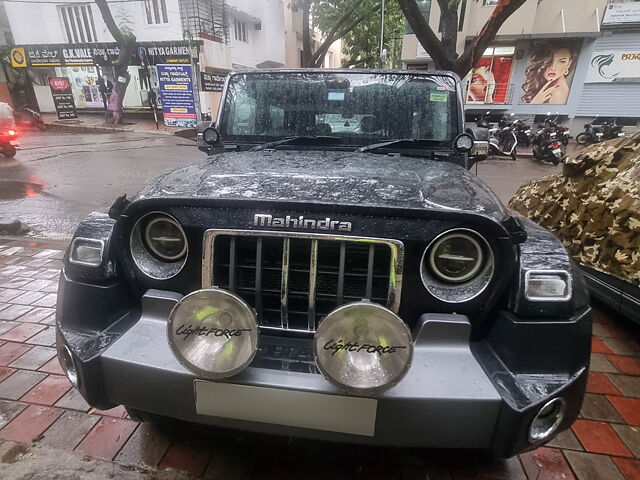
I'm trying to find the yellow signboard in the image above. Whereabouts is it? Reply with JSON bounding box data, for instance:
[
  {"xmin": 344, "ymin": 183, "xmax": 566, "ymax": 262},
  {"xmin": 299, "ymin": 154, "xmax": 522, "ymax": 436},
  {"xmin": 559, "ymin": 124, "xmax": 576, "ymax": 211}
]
[{"xmin": 10, "ymin": 48, "xmax": 26, "ymax": 68}]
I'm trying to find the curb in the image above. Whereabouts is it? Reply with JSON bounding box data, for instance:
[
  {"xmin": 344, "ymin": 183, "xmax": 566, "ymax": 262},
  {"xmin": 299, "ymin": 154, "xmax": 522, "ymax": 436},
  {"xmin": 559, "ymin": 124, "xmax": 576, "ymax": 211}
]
[{"xmin": 44, "ymin": 122, "xmax": 196, "ymax": 138}]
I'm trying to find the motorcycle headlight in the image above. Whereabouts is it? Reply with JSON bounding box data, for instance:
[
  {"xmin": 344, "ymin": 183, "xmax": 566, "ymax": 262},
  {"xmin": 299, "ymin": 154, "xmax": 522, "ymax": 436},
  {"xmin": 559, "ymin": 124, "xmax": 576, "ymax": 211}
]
[{"xmin": 130, "ymin": 212, "xmax": 188, "ymax": 279}]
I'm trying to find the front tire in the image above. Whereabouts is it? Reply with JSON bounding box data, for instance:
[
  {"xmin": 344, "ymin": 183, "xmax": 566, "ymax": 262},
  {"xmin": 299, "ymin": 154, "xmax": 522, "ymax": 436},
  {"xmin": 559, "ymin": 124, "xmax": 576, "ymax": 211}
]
[
  {"xmin": 2, "ymin": 145, "xmax": 16, "ymax": 158},
  {"xmin": 511, "ymin": 148, "xmax": 517, "ymax": 161},
  {"xmin": 576, "ymin": 133, "xmax": 588, "ymax": 145}
]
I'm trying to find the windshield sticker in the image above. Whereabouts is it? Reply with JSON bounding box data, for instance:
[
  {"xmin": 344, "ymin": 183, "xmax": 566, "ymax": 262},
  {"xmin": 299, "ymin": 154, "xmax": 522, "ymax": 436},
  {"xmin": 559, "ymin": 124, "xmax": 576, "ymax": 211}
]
[
  {"xmin": 327, "ymin": 90, "xmax": 345, "ymax": 101},
  {"xmin": 429, "ymin": 92, "xmax": 449, "ymax": 103}
]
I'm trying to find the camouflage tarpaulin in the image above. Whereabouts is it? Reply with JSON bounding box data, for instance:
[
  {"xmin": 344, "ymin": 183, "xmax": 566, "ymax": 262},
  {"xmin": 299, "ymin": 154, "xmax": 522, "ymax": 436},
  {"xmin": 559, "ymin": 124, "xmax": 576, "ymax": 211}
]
[{"xmin": 509, "ymin": 130, "xmax": 640, "ymax": 284}]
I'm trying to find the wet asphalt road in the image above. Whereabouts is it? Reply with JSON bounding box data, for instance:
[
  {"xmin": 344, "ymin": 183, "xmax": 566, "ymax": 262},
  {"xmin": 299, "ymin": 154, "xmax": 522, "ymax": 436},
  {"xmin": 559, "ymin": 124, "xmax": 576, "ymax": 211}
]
[
  {"xmin": 0, "ymin": 130, "xmax": 561, "ymax": 238},
  {"xmin": 0, "ymin": 131, "xmax": 200, "ymax": 237}
]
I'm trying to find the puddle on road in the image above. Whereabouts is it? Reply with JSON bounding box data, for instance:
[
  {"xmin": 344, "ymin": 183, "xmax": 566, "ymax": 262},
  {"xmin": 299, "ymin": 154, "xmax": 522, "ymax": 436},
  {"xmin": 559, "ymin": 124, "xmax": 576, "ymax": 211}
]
[{"xmin": 0, "ymin": 180, "xmax": 43, "ymax": 199}]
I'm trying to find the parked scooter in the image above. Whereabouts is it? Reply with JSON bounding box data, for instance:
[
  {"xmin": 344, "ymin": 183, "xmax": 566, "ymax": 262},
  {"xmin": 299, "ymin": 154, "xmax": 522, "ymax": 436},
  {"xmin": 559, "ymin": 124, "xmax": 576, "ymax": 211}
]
[
  {"xmin": 531, "ymin": 122, "xmax": 564, "ymax": 165},
  {"xmin": 488, "ymin": 121, "xmax": 518, "ymax": 160},
  {"xmin": 576, "ymin": 119, "xmax": 605, "ymax": 145},
  {"xmin": 511, "ymin": 119, "xmax": 532, "ymax": 147},
  {"xmin": 14, "ymin": 105, "xmax": 46, "ymax": 131}
]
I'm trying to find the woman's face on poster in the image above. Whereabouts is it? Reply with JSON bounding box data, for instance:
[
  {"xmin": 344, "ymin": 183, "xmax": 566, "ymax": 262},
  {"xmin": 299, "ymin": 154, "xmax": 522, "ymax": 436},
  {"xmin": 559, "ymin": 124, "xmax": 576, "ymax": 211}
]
[{"xmin": 544, "ymin": 48, "xmax": 572, "ymax": 82}]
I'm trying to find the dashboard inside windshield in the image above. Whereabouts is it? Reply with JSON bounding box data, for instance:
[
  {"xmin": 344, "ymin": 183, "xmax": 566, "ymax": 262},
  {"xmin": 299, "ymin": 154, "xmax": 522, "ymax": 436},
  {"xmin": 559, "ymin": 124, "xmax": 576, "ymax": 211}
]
[{"xmin": 219, "ymin": 72, "xmax": 458, "ymax": 147}]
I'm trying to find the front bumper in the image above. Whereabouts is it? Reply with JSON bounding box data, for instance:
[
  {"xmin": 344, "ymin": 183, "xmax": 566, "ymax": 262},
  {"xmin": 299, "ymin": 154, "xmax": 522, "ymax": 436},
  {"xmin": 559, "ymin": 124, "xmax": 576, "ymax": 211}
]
[{"xmin": 57, "ymin": 284, "xmax": 590, "ymax": 458}]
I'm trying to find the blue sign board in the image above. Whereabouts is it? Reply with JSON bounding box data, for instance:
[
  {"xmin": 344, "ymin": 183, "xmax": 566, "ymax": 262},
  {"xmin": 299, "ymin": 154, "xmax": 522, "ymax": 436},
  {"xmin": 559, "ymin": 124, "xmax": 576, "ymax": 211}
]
[{"xmin": 157, "ymin": 64, "xmax": 197, "ymax": 128}]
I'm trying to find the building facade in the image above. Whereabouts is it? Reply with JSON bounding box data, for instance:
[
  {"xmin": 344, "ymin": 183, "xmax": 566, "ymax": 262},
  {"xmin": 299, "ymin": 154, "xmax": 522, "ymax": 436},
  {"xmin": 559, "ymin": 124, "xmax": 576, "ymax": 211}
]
[
  {"xmin": 401, "ymin": 0, "xmax": 640, "ymax": 131},
  {"xmin": 4, "ymin": 0, "xmax": 341, "ymax": 119}
]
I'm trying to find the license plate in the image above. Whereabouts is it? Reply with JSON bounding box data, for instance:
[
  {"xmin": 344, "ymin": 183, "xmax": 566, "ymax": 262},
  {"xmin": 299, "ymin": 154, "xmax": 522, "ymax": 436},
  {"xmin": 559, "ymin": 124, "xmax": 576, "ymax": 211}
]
[
  {"xmin": 9, "ymin": 140, "xmax": 18, "ymax": 146},
  {"xmin": 550, "ymin": 133, "xmax": 556, "ymax": 137},
  {"xmin": 553, "ymin": 149, "xmax": 562, "ymax": 155},
  {"xmin": 194, "ymin": 380, "xmax": 378, "ymax": 436},
  {"xmin": 618, "ymin": 133, "xmax": 625, "ymax": 137},
  {"xmin": 471, "ymin": 141, "xmax": 489, "ymax": 156}
]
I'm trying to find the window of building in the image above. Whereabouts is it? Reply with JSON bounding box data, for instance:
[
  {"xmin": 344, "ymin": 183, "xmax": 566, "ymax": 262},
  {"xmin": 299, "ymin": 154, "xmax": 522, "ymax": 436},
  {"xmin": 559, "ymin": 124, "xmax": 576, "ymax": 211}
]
[
  {"xmin": 144, "ymin": 0, "xmax": 168, "ymax": 25},
  {"xmin": 59, "ymin": 4, "xmax": 98, "ymax": 43},
  {"xmin": 234, "ymin": 19, "xmax": 248, "ymax": 42}
]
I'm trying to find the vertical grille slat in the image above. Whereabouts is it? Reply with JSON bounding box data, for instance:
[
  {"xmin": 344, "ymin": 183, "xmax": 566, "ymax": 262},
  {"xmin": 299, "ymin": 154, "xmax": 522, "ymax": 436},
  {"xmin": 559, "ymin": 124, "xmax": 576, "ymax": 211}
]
[
  {"xmin": 366, "ymin": 243, "xmax": 375, "ymax": 299},
  {"xmin": 228, "ymin": 237, "xmax": 236, "ymax": 292},
  {"xmin": 308, "ymin": 240, "xmax": 318, "ymax": 330},
  {"xmin": 255, "ymin": 238, "xmax": 263, "ymax": 318},
  {"xmin": 205, "ymin": 231, "xmax": 403, "ymax": 335},
  {"xmin": 281, "ymin": 238, "xmax": 290, "ymax": 329},
  {"xmin": 337, "ymin": 242, "xmax": 346, "ymax": 307}
]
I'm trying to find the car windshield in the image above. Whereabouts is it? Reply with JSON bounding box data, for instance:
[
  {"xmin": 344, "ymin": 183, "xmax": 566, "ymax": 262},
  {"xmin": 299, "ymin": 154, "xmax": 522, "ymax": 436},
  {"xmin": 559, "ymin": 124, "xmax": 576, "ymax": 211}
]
[{"xmin": 219, "ymin": 72, "xmax": 459, "ymax": 148}]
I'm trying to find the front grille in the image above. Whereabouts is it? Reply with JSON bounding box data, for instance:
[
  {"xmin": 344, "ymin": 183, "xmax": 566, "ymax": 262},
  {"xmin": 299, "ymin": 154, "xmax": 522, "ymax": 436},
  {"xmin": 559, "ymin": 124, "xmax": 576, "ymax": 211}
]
[{"xmin": 202, "ymin": 230, "xmax": 403, "ymax": 333}]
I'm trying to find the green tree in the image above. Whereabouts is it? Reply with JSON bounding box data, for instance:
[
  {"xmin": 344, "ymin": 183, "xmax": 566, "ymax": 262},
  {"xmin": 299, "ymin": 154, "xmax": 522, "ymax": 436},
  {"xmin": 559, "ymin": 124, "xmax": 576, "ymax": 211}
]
[
  {"xmin": 397, "ymin": 0, "xmax": 528, "ymax": 77},
  {"xmin": 95, "ymin": 0, "xmax": 137, "ymax": 124},
  {"xmin": 314, "ymin": 0, "xmax": 405, "ymax": 68}
]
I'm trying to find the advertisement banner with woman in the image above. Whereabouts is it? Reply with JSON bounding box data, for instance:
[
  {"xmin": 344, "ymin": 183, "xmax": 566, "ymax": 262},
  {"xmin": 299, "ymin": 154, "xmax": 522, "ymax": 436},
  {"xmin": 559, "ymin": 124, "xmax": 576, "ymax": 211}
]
[
  {"xmin": 520, "ymin": 40, "xmax": 582, "ymax": 105},
  {"xmin": 467, "ymin": 50, "xmax": 514, "ymax": 104}
]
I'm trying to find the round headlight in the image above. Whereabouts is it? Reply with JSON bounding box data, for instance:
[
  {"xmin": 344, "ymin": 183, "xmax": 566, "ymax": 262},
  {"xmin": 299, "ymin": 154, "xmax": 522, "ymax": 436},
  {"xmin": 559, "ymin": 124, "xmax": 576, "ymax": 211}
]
[
  {"xmin": 168, "ymin": 288, "xmax": 258, "ymax": 379},
  {"xmin": 314, "ymin": 302, "xmax": 413, "ymax": 396},
  {"xmin": 144, "ymin": 216, "xmax": 187, "ymax": 261},
  {"xmin": 428, "ymin": 231, "xmax": 484, "ymax": 283},
  {"xmin": 130, "ymin": 212, "xmax": 188, "ymax": 280}
]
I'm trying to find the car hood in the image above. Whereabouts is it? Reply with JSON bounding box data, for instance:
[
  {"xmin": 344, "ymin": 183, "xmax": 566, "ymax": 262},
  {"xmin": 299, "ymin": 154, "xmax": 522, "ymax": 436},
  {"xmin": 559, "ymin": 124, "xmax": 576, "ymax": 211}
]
[{"xmin": 135, "ymin": 150, "xmax": 507, "ymax": 222}]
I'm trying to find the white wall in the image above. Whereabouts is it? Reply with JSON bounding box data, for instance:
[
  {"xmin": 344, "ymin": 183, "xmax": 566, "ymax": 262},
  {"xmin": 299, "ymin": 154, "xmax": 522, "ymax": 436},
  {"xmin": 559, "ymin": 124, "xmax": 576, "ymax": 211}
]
[
  {"xmin": 226, "ymin": 0, "xmax": 286, "ymax": 68},
  {"xmin": 5, "ymin": 0, "xmax": 182, "ymax": 44}
]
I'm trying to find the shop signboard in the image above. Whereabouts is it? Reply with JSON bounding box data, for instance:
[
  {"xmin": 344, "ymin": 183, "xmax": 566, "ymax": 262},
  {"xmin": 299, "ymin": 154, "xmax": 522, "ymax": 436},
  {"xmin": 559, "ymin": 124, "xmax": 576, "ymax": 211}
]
[
  {"xmin": 586, "ymin": 51, "xmax": 640, "ymax": 83},
  {"xmin": 602, "ymin": 3, "xmax": 640, "ymax": 26},
  {"xmin": 27, "ymin": 45, "xmax": 63, "ymax": 67},
  {"xmin": 15, "ymin": 41, "xmax": 195, "ymax": 67},
  {"xmin": 49, "ymin": 77, "xmax": 78, "ymax": 120},
  {"xmin": 201, "ymin": 72, "xmax": 226, "ymax": 92},
  {"xmin": 157, "ymin": 64, "xmax": 197, "ymax": 128}
]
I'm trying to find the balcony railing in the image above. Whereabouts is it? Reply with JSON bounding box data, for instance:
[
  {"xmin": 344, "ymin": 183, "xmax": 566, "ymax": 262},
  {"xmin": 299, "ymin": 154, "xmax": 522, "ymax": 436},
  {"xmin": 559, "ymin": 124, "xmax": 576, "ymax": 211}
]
[{"xmin": 465, "ymin": 83, "xmax": 515, "ymax": 105}]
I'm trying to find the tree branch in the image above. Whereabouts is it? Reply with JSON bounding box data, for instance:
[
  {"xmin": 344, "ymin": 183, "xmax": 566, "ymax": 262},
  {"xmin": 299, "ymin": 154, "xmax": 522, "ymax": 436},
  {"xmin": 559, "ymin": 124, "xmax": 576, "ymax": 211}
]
[
  {"xmin": 454, "ymin": 0, "xmax": 528, "ymax": 75},
  {"xmin": 397, "ymin": 0, "xmax": 453, "ymax": 70},
  {"xmin": 311, "ymin": 3, "xmax": 380, "ymax": 66}
]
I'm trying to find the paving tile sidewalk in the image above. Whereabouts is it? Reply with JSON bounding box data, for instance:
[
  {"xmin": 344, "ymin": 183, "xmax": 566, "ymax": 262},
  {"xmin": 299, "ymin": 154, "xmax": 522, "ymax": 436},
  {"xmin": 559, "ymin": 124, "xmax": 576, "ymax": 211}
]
[{"xmin": 0, "ymin": 236, "xmax": 639, "ymax": 479}]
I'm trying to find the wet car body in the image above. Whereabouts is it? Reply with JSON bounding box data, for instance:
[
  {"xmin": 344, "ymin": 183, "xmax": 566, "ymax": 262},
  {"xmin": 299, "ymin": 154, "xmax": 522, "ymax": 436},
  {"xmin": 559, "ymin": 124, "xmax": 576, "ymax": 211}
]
[{"xmin": 56, "ymin": 69, "xmax": 590, "ymax": 458}]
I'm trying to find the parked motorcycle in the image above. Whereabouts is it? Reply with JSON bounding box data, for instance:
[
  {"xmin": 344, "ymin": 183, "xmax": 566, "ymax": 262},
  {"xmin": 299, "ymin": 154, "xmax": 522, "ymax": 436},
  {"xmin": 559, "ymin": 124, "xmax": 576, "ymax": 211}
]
[
  {"xmin": 14, "ymin": 105, "xmax": 46, "ymax": 131},
  {"xmin": 602, "ymin": 120, "xmax": 625, "ymax": 141},
  {"xmin": 576, "ymin": 119, "xmax": 605, "ymax": 145},
  {"xmin": 488, "ymin": 122, "xmax": 518, "ymax": 160},
  {"xmin": 531, "ymin": 123, "xmax": 564, "ymax": 165}
]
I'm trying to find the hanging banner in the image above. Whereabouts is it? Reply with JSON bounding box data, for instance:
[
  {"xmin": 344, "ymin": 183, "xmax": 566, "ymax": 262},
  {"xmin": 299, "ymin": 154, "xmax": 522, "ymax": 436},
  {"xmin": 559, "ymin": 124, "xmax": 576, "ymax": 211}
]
[
  {"xmin": 157, "ymin": 64, "xmax": 197, "ymax": 128},
  {"xmin": 586, "ymin": 51, "xmax": 640, "ymax": 83},
  {"xmin": 49, "ymin": 77, "xmax": 78, "ymax": 120},
  {"xmin": 200, "ymin": 72, "xmax": 226, "ymax": 92}
]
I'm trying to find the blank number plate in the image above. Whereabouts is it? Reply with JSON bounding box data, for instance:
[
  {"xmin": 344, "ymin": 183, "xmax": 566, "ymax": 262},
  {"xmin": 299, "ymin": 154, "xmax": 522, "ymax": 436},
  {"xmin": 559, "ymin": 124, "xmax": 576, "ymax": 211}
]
[{"xmin": 194, "ymin": 380, "xmax": 378, "ymax": 436}]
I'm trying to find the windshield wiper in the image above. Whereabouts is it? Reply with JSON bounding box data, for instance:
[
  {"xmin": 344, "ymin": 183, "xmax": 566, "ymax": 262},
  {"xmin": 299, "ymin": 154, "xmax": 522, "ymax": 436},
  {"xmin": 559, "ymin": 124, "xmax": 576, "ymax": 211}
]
[
  {"xmin": 357, "ymin": 138, "xmax": 439, "ymax": 154},
  {"xmin": 251, "ymin": 135, "xmax": 341, "ymax": 152}
]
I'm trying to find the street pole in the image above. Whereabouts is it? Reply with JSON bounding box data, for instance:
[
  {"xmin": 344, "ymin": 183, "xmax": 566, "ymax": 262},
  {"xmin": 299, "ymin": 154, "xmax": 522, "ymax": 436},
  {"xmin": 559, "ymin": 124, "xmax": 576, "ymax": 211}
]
[{"xmin": 379, "ymin": 0, "xmax": 386, "ymax": 67}]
